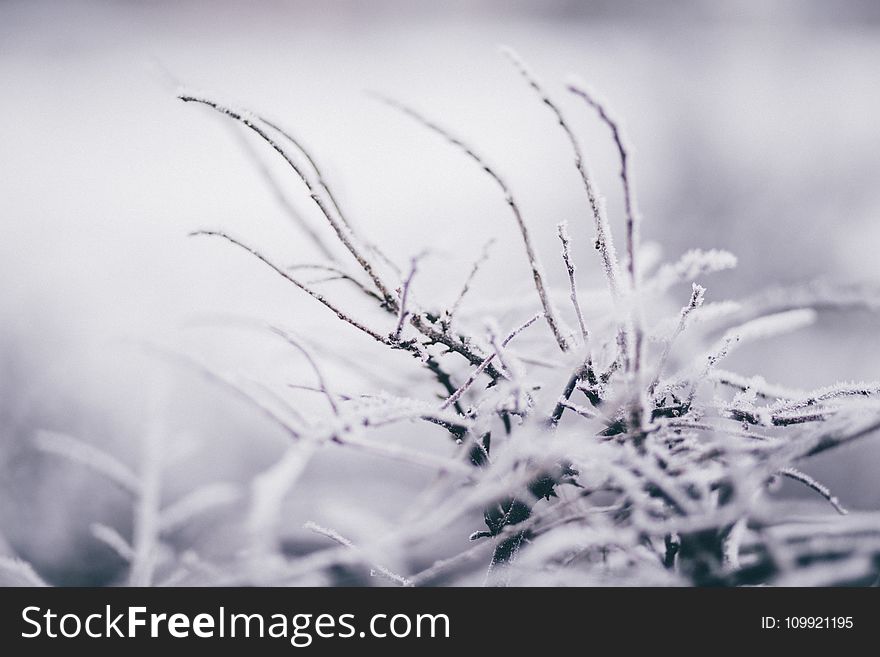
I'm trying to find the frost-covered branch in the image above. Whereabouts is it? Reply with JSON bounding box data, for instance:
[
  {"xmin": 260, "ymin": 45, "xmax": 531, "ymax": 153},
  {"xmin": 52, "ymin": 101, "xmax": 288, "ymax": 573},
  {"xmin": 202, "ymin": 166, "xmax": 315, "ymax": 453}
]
[
  {"xmin": 777, "ymin": 467, "xmax": 847, "ymax": 515},
  {"xmin": 557, "ymin": 221, "xmax": 590, "ymax": 345},
  {"xmin": 167, "ymin": 58, "xmax": 880, "ymax": 588},
  {"xmin": 646, "ymin": 249, "xmax": 738, "ymax": 293},
  {"xmin": 500, "ymin": 47, "xmax": 622, "ymax": 301},
  {"xmin": 228, "ymin": 124, "xmax": 337, "ymax": 262},
  {"xmin": 392, "ymin": 254, "xmax": 421, "ymax": 341},
  {"xmin": 371, "ymin": 92, "xmax": 570, "ymax": 352},
  {"xmin": 566, "ymin": 77, "xmax": 640, "ymax": 291},
  {"xmin": 649, "ymin": 283, "xmax": 705, "ymax": 396},
  {"xmin": 447, "ymin": 238, "xmax": 495, "ymax": 329},
  {"xmin": 304, "ymin": 521, "xmax": 411, "ymax": 586},
  {"xmin": 287, "ymin": 264, "xmax": 382, "ymax": 302},
  {"xmin": 179, "ymin": 93, "xmax": 394, "ymax": 304},
  {"xmin": 268, "ymin": 325, "xmax": 340, "ymax": 416},
  {"xmin": 440, "ymin": 312, "xmax": 543, "ymax": 410},
  {"xmin": 191, "ymin": 230, "xmax": 390, "ymax": 344}
]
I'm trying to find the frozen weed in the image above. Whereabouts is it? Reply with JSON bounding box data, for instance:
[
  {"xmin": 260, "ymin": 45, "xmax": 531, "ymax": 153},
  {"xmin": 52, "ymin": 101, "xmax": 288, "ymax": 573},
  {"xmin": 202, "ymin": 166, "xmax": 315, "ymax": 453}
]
[
  {"xmin": 171, "ymin": 49, "xmax": 880, "ymax": 586},
  {"xmin": 23, "ymin": 49, "xmax": 879, "ymax": 587}
]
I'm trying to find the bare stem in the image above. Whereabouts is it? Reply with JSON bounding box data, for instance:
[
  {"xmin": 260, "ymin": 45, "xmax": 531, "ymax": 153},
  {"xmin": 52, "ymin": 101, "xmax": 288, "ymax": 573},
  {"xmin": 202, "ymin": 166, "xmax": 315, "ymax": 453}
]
[
  {"xmin": 448, "ymin": 238, "xmax": 495, "ymax": 328},
  {"xmin": 179, "ymin": 94, "xmax": 394, "ymax": 305},
  {"xmin": 393, "ymin": 254, "xmax": 422, "ymax": 340},
  {"xmin": 260, "ymin": 116, "xmax": 402, "ymax": 273},
  {"xmin": 190, "ymin": 230, "xmax": 389, "ymax": 345},
  {"xmin": 557, "ymin": 221, "xmax": 590, "ymax": 345},
  {"xmin": 777, "ymin": 467, "xmax": 847, "ymax": 515},
  {"xmin": 304, "ymin": 521, "xmax": 411, "ymax": 586},
  {"xmin": 288, "ymin": 264, "xmax": 382, "ymax": 302},
  {"xmin": 371, "ymin": 92, "xmax": 569, "ymax": 352},
  {"xmin": 564, "ymin": 74, "xmax": 649, "ymax": 427},
  {"xmin": 440, "ymin": 312, "xmax": 543, "ymax": 410},
  {"xmin": 566, "ymin": 78, "xmax": 640, "ymax": 292},
  {"xmin": 227, "ymin": 125, "xmax": 337, "ymax": 262},
  {"xmin": 258, "ymin": 118, "xmax": 355, "ymax": 234},
  {"xmin": 267, "ymin": 325, "xmax": 339, "ymax": 415},
  {"xmin": 500, "ymin": 47, "xmax": 621, "ymax": 301},
  {"xmin": 649, "ymin": 283, "xmax": 705, "ymax": 397}
]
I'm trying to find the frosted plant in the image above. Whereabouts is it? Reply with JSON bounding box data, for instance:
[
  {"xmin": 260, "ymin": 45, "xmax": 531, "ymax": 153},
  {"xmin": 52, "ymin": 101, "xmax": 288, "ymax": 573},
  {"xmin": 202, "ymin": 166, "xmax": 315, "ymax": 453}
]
[
  {"xmin": 169, "ymin": 49, "xmax": 880, "ymax": 587},
  {"xmin": 19, "ymin": 48, "xmax": 870, "ymax": 588}
]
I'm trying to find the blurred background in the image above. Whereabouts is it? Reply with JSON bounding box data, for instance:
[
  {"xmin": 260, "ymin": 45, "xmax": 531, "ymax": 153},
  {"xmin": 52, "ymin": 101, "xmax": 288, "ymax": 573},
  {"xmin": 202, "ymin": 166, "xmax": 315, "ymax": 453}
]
[{"xmin": 2, "ymin": 0, "xmax": 879, "ymax": 584}]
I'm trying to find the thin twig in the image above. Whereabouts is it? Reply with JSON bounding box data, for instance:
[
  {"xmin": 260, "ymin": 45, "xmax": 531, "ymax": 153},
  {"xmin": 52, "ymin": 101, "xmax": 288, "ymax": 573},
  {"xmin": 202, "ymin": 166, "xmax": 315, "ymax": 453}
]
[
  {"xmin": 267, "ymin": 325, "xmax": 339, "ymax": 415},
  {"xmin": 685, "ymin": 309, "xmax": 817, "ymax": 407},
  {"xmin": 371, "ymin": 92, "xmax": 569, "ymax": 352},
  {"xmin": 440, "ymin": 312, "xmax": 543, "ymax": 410},
  {"xmin": 500, "ymin": 47, "xmax": 621, "ymax": 301},
  {"xmin": 178, "ymin": 94, "xmax": 394, "ymax": 305},
  {"xmin": 649, "ymin": 283, "xmax": 705, "ymax": 396},
  {"xmin": 258, "ymin": 119, "xmax": 354, "ymax": 233},
  {"xmin": 557, "ymin": 221, "xmax": 589, "ymax": 345},
  {"xmin": 448, "ymin": 238, "xmax": 495, "ymax": 328},
  {"xmin": 260, "ymin": 116, "xmax": 400, "ymax": 273},
  {"xmin": 565, "ymin": 75, "xmax": 649, "ymax": 427},
  {"xmin": 566, "ymin": 78, "xmax": 640, "ymax": 292},
  {"xmin": 709, "ymin": 369, "xmax": 802, "ymax": 402},
  {"xmin": 228, "ymin": 124, "xmax": 337, "ymax": 261},
  {"xmin": 190, "ymin": 230, "xmax": 389, "ymax": 344},
  {"xmin": 287, "ymin": 264, "xmax": 382, "ymax": 301},
  {"xmin": 393, "ymin": 254, "xmax": 422, "ymax": 340},
  {"xmin": 409, "ymin": 313, "xmax": 502, "ymax": 378},
  {"xmin": 288, "ymin": 383, "xmax": 353, "ymax": 401},
  {"xmin": 304, "ymin": 521, "xmax": 411, "ymax": 586},
  {"xmin": 551, "ymin": 357, "xmax": 602, "ymax": 425},
  {"xmin": 555, "ymin": 399, "xmax": 600, "ymax": 421},
  {"xmin": 777, "ymin": 467, "xmax": 848, "ymax": 515},
  {"xmin": 771, "ymin": 381, "xmax": 880, "ymax": 414}
]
